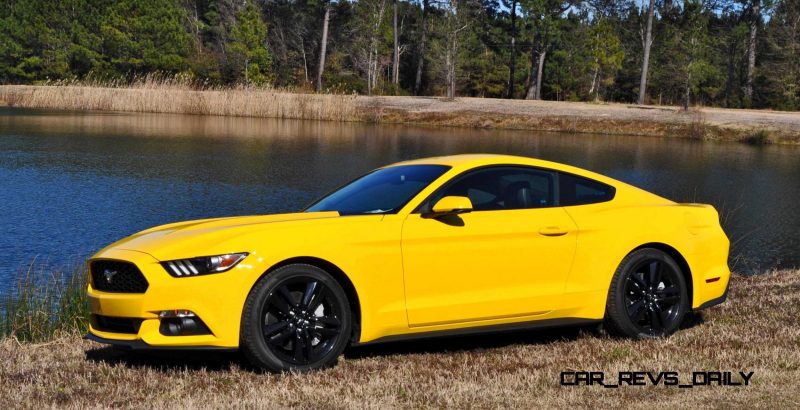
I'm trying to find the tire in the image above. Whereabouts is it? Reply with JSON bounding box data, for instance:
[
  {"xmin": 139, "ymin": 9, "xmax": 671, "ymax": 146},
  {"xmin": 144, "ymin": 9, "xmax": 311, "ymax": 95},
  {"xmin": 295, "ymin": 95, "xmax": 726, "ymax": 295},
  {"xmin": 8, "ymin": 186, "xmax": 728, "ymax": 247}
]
[
  {"xmin": 240, "ymin": 264, "xmax": 352, "ymax": 372},
  {"xmin": 604, "ymin": 248, "xmax": 689, "ymax": 339}
]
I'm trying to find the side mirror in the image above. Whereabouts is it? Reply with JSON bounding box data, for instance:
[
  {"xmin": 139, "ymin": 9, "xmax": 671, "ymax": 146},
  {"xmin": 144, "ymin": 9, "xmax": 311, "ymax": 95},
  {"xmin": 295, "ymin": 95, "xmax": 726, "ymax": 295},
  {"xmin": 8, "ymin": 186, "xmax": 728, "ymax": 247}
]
[{"xmin": 424, "ymin": 196, "xmax": 473, "ymax": 218}]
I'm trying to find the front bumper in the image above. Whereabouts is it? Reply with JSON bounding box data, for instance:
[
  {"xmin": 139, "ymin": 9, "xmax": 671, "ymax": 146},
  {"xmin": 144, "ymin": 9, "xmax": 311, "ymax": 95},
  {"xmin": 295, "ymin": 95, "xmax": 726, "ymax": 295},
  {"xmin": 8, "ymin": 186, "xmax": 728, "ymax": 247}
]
[
  {"xmin": 85, "ymin": 333, "xmax": 237, "ymax": 351},
  {"xmin": 87, "ymin": 248, "xmax": 254, "ymax": 348}
]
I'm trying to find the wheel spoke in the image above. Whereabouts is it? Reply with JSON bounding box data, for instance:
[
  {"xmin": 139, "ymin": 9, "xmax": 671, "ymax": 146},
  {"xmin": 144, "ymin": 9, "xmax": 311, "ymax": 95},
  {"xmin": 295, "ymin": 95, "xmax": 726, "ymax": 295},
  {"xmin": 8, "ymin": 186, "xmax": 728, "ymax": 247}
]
[
  {"xmin": 268, "ymin": 294, "xmax": 292, "ymax": 316},
  {"xmin": 627, "ymin": 299, "xmax": 647, "ymax": 321},
  {"xmin": 263, "ymin": 320, "xmax": 289, "ymax": 337},
  {"xmin": 647, "ymin": 261, "xmax": 662, "ymax": 287},
  {"xmin": 315, "ymin": 326, "xmax": 340, "ymax": 338},
  {"xmin": 303, "ymin": 330, "xmax": 314, "ymax": 360},
  {"xmin": 627, "ymin": 277, "xmax": 646, "ymax": 295},
  {"xmin": 267, "ymin": 328, "xmax": 294, "ymax": 346},
  {"xmin": 293, "ymin": 333, "xmax": 306, "ymax": 362},
  {"xmin": 651, "ymin": 304, "xmax": 666, "ymax": 329},
  {"xmin": 278, "ymin": 285, "xmax": 297, "ymax": 307},
  {"xmin": 301, "ymin": 281, "xmax": 319, "ymax": 308},
  {"xmin": 656, "ymin": 286, "xmax": 680, "ymax": 305},
  {"xmin": 319, "ymin": 316, "xmax": 341, "ymax": 327}
]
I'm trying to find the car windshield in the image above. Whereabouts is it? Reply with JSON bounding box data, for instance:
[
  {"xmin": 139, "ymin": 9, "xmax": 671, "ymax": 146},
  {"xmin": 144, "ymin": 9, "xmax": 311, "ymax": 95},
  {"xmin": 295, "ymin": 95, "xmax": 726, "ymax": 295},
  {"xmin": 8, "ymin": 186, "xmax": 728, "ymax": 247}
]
[{"xmin": 305, "ymin": 165, "xmax": 451, "ymax": 215}]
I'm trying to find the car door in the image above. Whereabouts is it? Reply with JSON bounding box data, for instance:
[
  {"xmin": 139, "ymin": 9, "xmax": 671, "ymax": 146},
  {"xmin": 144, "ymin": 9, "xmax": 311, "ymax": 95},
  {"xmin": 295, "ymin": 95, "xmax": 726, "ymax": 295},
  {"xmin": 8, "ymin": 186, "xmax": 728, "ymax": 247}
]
[{"xmin": 400, "ymin": 166, "xmax": 578, "ymax": 327}]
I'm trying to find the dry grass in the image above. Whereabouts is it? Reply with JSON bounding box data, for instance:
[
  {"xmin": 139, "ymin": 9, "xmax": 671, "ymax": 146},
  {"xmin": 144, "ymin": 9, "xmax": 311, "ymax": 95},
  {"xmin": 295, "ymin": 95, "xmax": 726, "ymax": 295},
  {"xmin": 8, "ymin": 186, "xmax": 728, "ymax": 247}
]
[
  {"xmin": 2, "ymin": 82, "xmax": 800, "ymax": 143},
  {"xmin": 1, "ymin": 270, "xmax": 798, "ymax": 409},
  {"xmin": 0, "ymin": 79, "xmax": 358, "ymax": 122}
]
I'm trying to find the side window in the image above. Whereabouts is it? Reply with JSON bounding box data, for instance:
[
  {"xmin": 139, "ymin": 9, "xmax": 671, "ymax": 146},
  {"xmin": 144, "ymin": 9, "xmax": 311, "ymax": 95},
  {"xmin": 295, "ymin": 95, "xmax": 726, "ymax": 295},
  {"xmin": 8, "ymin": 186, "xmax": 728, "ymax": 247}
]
[
  {"xmin": 430, "ymin": 167, "xmax": 555, "ymax": 211},
  {"xmin": 558, "ymin": 172, "xmax": 615, "ymax": 206}
]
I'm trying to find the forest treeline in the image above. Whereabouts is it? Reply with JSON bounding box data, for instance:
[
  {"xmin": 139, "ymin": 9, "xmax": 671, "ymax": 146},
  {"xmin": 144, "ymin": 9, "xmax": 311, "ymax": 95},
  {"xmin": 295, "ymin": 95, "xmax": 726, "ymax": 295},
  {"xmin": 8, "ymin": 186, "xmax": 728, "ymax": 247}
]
[{"xmin": 1, "ymin": 0, "xmax": 798, "ymax": 110}]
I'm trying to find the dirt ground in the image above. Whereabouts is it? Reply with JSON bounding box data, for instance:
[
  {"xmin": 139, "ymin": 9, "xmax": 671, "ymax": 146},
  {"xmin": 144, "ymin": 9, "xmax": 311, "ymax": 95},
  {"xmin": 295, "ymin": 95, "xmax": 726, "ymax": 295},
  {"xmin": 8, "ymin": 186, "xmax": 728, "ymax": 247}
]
[
  {"xmin": 1, "ymin": 270, "xmax": 798, "ymax": 409},
  {"xmin": 364, "ymin": 96, "xmax": 800, "ymax": 143}
]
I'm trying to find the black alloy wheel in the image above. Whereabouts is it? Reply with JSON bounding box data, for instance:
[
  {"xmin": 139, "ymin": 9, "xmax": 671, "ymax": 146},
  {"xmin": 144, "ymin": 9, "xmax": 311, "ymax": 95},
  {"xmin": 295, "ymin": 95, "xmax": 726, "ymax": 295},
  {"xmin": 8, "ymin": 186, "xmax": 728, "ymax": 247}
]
[
  {"xmin": 241, "ymin": 264, "xmax": 352, "ymax": 372},
  {"xmin": 261, "ymin": 276, "xmax": 343, "ymax": 364},
  {"xmin": 604, "ymin": 248, "xmax": 689, "ymax": 338}
]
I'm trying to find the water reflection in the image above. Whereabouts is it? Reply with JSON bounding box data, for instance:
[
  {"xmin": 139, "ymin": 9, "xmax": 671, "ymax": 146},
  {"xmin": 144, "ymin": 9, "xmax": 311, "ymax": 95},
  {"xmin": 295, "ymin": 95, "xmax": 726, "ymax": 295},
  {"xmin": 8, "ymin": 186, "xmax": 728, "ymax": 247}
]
[{"xmin": 1, "ymin": 108, "xmax": 798, "ymax": 287}]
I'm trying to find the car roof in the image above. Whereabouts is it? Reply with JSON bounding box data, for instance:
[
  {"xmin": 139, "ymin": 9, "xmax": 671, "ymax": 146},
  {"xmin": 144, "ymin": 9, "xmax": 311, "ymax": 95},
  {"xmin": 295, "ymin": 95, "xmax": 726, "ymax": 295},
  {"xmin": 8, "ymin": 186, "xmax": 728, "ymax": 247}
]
[
  {"xmin": 387, "ymin": 154, "xmax": 671, "ymax": 206},
  {"xmin": 389, "ymin": 154, "xmax": 600, "ymax": 179}
]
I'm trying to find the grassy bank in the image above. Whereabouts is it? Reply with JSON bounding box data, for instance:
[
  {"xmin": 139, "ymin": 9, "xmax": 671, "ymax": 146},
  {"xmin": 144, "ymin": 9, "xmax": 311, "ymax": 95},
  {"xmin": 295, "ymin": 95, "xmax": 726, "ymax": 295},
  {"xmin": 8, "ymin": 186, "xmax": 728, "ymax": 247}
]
[
  {"xmin": 0, "ymin": 82, "xmax": 358, "ymax": 122},
  {"xmin": 2, "ymin": 83, "xmax": 799, "ymax": 144},
  {"xmin": 0, "ymin": 269, "xmax": 798, "ymax": 408},
  {"xmin": 0, "ymin": 264, "xmax": 88, "ymax": 342}
]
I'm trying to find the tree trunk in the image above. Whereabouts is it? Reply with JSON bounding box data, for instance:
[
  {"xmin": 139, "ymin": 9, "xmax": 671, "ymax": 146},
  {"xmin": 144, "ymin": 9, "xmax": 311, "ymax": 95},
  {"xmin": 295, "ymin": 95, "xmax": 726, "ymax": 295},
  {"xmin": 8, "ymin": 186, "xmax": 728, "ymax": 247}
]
[
  {"xmin": 684, "ymin": 71, "xmax": 692, "ymax": 111},
  {"xmin": 444, "ymin": 0, "xmax": 461, "ymax": 99},
  {"xmin": 367, "ymin": 0, "xmax": 387, "ymax": 95},
  {"xmin": 300, "ymin": 37, "xmax": 309, "ymax": 83},
  {"xmin": 414, "ymin": 0, "xmax": 429, "ymax": 95},
  {"xmin": 637, "ymin": 0, "xmax": 656, "ymax": 105},
  {"xmin": 506, "ymin": 0, "xmax": 517, "ymax": 98},
  {"xmin": 589, "ymin": 63, "xmax": 599, "ymax": 97},
  {"xmin": 724, "ymin": 39, "xmax": 735, "ymax": 107},
  {"xmin": 745, "ymin": 0, "xmax": 760, "ymax": 105},
  {"xmin": 446, "ymin": 36, "xmax": 456, "ymax": 99},
  {"xmin": 525, "ymin": 50, "xmax": 547, "ymax": 100},
  {"xmin": 524, "ymin": 50, "xmax": 537, "ymax": 100},
  {"xmin": 316, "ymin": 2, "xmax": 331, "ymax": 92},
  {"xmin": 392, "ymin": 0, "xmax": 399, "ymax": 85},
  {"xmin": 525, "ymin": 50, "xmax": 546, "ymax": 100}
]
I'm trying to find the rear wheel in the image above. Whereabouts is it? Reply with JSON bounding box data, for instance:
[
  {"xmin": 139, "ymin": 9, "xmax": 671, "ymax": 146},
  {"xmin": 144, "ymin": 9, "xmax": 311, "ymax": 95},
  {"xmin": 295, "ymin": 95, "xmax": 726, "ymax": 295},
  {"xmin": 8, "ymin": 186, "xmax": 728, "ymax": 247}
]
[
  {"xmin": 240, "ymin": 264, "xmax": 352, "ymax": 372},
  {"xmin": 604, "ymin": 248, "xmax": 689, "ymax": 338}
]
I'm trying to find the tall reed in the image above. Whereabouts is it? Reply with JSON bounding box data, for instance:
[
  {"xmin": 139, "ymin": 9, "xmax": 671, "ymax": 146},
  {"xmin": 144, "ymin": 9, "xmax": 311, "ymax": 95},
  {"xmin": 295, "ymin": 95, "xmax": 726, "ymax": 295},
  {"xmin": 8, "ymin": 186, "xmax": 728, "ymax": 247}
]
[
  {"xmin": 0, "ymin": 262, "xmax": 89, "ymax": 342},
  {"xmin": 0, "ymin": 74, "xmax": 360, "ymax": 122}
]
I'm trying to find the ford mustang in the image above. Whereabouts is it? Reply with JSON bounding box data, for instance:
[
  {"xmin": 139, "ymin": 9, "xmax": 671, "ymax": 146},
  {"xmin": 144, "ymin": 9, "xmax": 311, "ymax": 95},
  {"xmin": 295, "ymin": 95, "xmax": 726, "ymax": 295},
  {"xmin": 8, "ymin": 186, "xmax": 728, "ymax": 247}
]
[{"xmin": 86, "ymin": 154, "xmax": 730, "ymax": 372}]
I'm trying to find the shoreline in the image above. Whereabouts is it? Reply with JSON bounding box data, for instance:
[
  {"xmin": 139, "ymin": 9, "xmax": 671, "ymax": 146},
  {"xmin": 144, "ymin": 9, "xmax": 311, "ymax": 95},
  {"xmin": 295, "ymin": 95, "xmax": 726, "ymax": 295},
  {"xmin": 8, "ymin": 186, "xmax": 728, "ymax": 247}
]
[
  {"xmin": 2, "ymin": 84, "xmax": 800, "ymax": 144},
  {"xmin": 1, "ymin": 269, "xmax": 798, "ymax": 407}
]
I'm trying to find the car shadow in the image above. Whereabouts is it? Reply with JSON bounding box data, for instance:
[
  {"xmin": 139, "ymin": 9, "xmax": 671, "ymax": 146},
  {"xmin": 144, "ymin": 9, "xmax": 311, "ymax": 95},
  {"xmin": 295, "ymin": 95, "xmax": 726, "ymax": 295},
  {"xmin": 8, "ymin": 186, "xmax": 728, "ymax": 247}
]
[
  {"xmin": 344, "ymin": 324, "xmax": 594, "ymax": 359},
  {"xmin": 347, "ymin": 312, "xmax": 706, "ymax": 359},
  {"xmin": 84, "ymin": 313, "xmax": 706, "ymax": 371},
  {"xmin": 85, "ymin": 345, "xmax": 246, "ymax": 372}
]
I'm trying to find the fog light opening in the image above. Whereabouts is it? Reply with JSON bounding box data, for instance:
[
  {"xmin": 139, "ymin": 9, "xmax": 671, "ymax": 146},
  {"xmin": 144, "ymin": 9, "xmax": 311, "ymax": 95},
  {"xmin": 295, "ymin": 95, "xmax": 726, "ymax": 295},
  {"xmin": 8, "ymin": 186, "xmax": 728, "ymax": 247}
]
[
  {"xmin": 158, "ymin": 309, "xmax": 196, "ymax": 318},
  {"xmin": 158, "ymin": 310, "xmax": 212, "ymax": 336}
]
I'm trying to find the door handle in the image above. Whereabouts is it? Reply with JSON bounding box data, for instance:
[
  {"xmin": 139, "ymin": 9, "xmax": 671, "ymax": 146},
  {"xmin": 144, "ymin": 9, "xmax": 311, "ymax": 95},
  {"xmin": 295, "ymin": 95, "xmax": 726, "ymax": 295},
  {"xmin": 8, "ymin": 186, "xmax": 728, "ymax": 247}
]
[{"xmin": 538, "ymin": 226, "xmax": 569, "ymax": 237}]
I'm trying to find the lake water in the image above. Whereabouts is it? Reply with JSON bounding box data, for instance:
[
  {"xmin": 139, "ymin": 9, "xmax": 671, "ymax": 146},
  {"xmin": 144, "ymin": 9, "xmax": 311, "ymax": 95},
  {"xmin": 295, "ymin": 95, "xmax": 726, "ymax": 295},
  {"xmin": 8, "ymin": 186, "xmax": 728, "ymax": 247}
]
[{"xmin": 1, "ymin": 107, "xmax": 798, "ymax": 291}]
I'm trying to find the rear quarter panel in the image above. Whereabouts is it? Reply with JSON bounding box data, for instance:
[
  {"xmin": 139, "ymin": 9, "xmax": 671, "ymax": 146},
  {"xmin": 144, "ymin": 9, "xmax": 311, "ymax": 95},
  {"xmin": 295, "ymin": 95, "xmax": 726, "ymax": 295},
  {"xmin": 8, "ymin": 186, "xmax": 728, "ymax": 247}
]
[{"xmin": 564, "ymin": 199, "xmax": 730, "ymax": 315}]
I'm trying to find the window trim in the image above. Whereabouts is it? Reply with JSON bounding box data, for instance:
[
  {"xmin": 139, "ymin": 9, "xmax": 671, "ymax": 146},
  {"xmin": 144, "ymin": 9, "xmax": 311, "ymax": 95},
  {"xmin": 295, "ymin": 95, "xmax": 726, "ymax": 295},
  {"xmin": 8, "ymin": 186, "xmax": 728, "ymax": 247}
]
[
  {"xmin": 412, "ymin": 164, "xmax": 617, "ymax": 214},
  {"xmin": 412, "ymin": 164, "xmax": 560, "ymax": 214}
]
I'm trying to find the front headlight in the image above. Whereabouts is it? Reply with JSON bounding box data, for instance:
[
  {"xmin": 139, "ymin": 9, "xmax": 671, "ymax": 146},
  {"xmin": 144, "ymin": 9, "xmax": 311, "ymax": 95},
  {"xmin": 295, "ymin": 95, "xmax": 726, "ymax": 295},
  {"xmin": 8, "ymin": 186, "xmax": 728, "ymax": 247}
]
[{"xmin": 161, "ymin": 253, "xmax": 248, "ymax": 277}]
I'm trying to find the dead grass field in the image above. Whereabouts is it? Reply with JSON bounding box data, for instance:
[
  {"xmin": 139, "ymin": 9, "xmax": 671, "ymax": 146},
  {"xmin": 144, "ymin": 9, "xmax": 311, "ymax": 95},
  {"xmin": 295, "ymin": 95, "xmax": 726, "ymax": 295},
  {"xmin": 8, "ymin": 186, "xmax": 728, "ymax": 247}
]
[
  {"xmin": 2, "ymin": 84, "xmax": 799, "ymax": 144},
  {"xmin": 1, "ymin": 270, "xmax": 798, "ymax": 409}
]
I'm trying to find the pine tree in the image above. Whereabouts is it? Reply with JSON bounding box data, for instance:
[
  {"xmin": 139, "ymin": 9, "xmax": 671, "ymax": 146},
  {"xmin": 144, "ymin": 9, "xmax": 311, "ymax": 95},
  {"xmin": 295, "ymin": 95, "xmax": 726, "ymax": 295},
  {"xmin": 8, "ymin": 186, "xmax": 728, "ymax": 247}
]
[{"xmin": 229, "ymin": 2, "xmax": 273, "ymax": 85}]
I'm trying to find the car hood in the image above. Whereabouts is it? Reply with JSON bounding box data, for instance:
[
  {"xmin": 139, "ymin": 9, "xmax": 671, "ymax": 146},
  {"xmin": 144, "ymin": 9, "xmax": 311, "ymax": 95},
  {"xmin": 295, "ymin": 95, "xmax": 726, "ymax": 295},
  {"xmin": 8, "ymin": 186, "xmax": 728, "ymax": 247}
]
[{"xmin": 97, "ymin": 211, "xmax": 341, "ymax": 261}]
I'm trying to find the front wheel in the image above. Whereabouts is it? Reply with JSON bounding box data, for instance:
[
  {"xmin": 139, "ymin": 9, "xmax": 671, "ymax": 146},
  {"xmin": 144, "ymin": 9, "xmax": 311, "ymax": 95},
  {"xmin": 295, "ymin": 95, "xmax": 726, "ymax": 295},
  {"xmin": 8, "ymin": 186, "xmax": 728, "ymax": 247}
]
[
  {"xmin": 604, "ymin": 248, "xmax": 689, "ymax": 338},
  {"xmin": 240, "ymin": 264, "xmax": 352, "ymax": 372}
]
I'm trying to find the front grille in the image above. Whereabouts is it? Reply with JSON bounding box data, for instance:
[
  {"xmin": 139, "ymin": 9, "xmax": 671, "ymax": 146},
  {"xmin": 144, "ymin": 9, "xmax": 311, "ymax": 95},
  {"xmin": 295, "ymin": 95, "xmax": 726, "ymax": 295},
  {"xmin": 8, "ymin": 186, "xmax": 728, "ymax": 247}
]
[
  {"xmin": 92, "ymin": 314, "xmax": 143, "ymax": 334},
  {"xmin": 90, "ymin": 260, "xmax": 149, "ymax": 293}
]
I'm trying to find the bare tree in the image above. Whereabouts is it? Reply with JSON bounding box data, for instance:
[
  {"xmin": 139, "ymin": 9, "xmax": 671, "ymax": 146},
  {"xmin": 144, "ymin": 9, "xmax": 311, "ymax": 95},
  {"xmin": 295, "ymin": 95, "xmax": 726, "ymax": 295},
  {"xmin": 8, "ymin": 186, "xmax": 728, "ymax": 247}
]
[
  {"xmin": 316, "ymin": 1, "xmax": 332, "ymax": 92},
  {"xmin": 393, "ymin": 0, "xmax": 400, "ymax": 84},
  {"xmin": 414, "ymin": 0, "xmax": 430, "ymax": 95},
  {"xmin": 637, "ymin": 0, "xmax": 656, "ymax": 105},
  {"xmin": 745, "ymin": 0, "xmax": 760, "ymax": 104},
  {"xmin": 443, "ymin": 0, "xmax": 469, "ymax": 99},
  {"xmin": 506, "ymin": 0, "xmax": 518, "ymax": 98},
  {"xmin": 523, "ymin": 1, "xmax": 574, "ymax": 100},
  {"xmin": 356, "ymin": 0, "xmax": 389, "ymax": 94}
]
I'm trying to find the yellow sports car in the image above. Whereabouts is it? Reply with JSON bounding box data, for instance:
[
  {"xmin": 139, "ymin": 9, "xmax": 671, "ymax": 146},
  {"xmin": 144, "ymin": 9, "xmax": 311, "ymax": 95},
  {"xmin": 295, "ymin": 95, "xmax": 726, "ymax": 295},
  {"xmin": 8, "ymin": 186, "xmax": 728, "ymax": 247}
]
[{"xmin": 86, "ymin": 154, "xmax": 730, "ymax": 372}]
